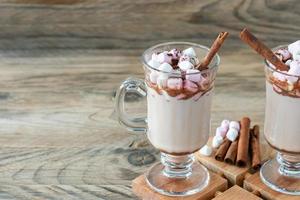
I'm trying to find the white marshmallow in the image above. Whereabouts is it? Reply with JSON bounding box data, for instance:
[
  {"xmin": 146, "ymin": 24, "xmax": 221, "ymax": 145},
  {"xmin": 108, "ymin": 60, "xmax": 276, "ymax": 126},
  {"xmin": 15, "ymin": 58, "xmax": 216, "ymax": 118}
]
[
  {"xmin": 199, "ymin": 145, "xmax": 212, "ymax": 156},
  {"xmin": 157, "ymin": 51, "xmax": 172, "ymax": 64},
  {"xmin": 286, "ymin": 60, "xmax": 300, "ymax": 83},
  {"xmin": 294, "ymin": 54, "xmax": 300, "ymax": 61},
  {"xmin": 285, "ymin": 59, "xmax": 292, "ymax": 66},
  {"xmin": 221, "ymin": 119, "xmax": 230, "ymax": 130},
  {"xmin": 288, "ymin": 41, "xmax": 300, "ymax": 57},
  {"xmin": 226, "ymin": 128, "xmax": 239, "ymax": 142},
  {"xmin": 147, "ymin": 59, "xmax": 160, "ymax": 69},
  {"xmin": 157, "ymin": 74, "xmax": 168, "ymax": 88},
  {"xmin": 149, "ymin": 71, "xmax": 158, "ymax": 83},
  {"xmin": 229, "ymin": 121, "xmax": 240, "ymax": 131},
  {"xmin": 212, "ymin": 135, "xmax": 224, "ymax": 148},
  {"xmin": 215, "ymin": 126, "xmax": 227, "ymax": 138},
  {"xmin": 178, "ymin": 61, "xmax": 194, "ymax": 71},
  {"xmin": 158, "ymin": 63, "xmax": 173, "ymax": 73},
  {"xmin": 183, "ymin": 47, "xmax": 197, "ymax": 58}
]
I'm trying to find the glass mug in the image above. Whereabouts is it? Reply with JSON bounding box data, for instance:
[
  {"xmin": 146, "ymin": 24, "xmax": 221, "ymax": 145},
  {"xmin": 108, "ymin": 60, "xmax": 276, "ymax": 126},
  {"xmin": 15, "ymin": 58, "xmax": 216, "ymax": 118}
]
[
  {"xmin": 115, "ymin": 42, "xmax": 220, "ymax": 196},
  {"xmin": 261, "ymin": 45, "xmax": 300, "ymax": 195}
]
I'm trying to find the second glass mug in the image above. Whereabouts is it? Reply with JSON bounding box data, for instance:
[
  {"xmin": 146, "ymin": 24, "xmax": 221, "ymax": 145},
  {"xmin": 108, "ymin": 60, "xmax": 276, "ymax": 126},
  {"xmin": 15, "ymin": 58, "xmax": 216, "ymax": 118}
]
[{"xmin": 115, "ymin": 42, "xmax": 220, "ymax": 196}]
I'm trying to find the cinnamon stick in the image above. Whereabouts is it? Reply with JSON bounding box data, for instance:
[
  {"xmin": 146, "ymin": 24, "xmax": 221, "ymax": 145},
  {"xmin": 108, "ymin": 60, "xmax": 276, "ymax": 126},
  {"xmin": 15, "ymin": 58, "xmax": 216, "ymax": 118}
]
[
  {"xmin": 250, "ymin": 125, "xmax": 261, "ymax": 171},
  {"xmin": 239, "ymin": 28, "xmax": 289, "ymax": 71},
  {"xmin": 215, "ymin": 138, "xmax": 231, "ymax": 161},
  {"xmin": 236, "ymin": 117, "xmax": 251, "ymax": 167},
  {"xmin": 197, "ymin": 31, "xmax": 229, "ymax": 70},
  {"xmin": 224, "ymin": 139, "xmax": 238, "ymax": 165}
]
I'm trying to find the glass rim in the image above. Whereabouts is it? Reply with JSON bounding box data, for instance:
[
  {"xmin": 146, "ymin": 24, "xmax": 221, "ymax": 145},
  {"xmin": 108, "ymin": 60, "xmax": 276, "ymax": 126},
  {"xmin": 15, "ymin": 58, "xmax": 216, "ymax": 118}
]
[
  {"xmin": 264, "ymin": 44, "xmax": 300, "ymax": 78},
  {"xmin": 141, "ymin": 41, "xmax": 220, "ymax": 75}
]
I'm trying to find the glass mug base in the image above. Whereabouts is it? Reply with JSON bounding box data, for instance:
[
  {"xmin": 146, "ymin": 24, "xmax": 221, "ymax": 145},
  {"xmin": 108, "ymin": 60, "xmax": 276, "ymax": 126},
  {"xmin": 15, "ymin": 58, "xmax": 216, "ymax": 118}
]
[
  {"xmin": 145, "ymin": 153, "xmax": 210, "ymax": 196},
  {"xmin": 260, "ymin": 153, "xmax": 300, "ymax": 195}
]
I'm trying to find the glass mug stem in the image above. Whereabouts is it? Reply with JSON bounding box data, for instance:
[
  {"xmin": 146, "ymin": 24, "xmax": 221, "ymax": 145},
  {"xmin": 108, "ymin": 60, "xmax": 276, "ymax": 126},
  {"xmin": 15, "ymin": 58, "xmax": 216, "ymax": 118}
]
[
  {"xmin": 161, "ymin": 153, "xmax": 194, "ymax": 178},
  {"xmin": 277, "ymin": 153, "xmax": 300, "ymax": 177}
]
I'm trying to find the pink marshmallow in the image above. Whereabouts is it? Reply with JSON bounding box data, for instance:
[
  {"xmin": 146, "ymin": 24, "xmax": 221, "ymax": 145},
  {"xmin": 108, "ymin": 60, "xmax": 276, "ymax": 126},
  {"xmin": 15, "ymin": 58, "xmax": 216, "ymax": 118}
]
[
  {"xmin": 184, "ymin": 80, "xmax": 198, "ymax": 93},
  {"xmin": 167, "ymin": 78, "xmax": 183, "ymax": 90},
  {"xmin": 186, "ymin": 69, "xmax": 202, "ymax": 83},
  {"xmin": 176, "ymin": 93, "xmax": 187, "ymax": 100},
  {"xmin": 221, "ymin": 119, "xmax": 230, "ymax": 130},
  {"xmin": 273, "ymin": 71, "xmax": 286, "ymax": 81},
  {"xmin": 216, "ymin": 126, "xmax": 227, "ymax": 138}
]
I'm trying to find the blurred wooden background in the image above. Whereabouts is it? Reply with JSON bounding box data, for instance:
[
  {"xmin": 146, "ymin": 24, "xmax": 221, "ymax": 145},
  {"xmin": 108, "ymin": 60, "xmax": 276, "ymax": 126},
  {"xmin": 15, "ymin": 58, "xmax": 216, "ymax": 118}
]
[{"xmin": 0, "ymin": 0, "xmax": 299, "ymax": 199}]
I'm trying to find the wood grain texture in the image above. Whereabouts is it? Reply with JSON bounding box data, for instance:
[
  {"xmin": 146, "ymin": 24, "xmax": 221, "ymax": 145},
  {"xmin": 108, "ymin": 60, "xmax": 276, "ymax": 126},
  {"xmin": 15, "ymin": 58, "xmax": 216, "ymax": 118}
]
[
  {"xmin": 244, "ymin": 173, "xmax": 300, "ymax": 200},
  {"xmin": 132, "ymin": 173, "xmax": 227, "ymax": 200},
  {"xmin": 0, "ymin": 0, "xmax": 298, "ymax": 199},
  {"xmin": 0, "ymin": 0, "xmax": 300, "ymax": 51},
  {"xmin": 212, "ymin": 185, "xmax": 262, "ymax": 200}
]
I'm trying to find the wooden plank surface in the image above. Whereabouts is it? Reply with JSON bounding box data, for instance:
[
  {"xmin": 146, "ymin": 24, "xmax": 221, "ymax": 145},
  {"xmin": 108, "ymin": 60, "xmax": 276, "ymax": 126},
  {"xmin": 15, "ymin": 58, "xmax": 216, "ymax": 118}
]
[
  {"xmin": 244, "ymin": 172, "xmax": 300, "ymax": 200},
  {"xmin": 212, "ymin": 185, "xmax": 262, "ymax": 200},
  {"xmin": 0, "ymin": 0, "xmax": 299, "ymax": 199},
  {"xmin": 132, "ymin": 172, "xmax": 227, "ymax": 200}
]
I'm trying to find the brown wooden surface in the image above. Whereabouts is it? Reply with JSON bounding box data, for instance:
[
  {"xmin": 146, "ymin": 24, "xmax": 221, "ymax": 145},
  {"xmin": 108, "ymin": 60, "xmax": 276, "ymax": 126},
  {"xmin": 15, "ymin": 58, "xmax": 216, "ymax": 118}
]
[
  {"xmin": 132, "ymin": 173, "xmax": 227, "ymax": 200},
  {"xmin": 196, "ymin": 137, "xmax": 274, "ymax": 186},
  {"xmin": 0, "ymin": 0, "xmax": 299, "ymax": 199},
  {"xmin": 244, "ymin": 172, "xmax": 300, "ymax": 200},
  {"xmin": 212, "ymin": 185, "xmax": 262, "ymax": 200}
]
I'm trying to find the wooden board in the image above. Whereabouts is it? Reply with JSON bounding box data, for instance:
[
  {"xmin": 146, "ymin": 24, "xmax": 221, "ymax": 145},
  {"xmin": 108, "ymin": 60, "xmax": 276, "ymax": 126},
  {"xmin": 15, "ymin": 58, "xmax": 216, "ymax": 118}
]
[
  {"xmin": 212, "ymin": 185, "xmax": 262, "ymax": 200},
  {"xmin": 132, "ymin": 172, "xmax": 227, "ymax": 200},
  {"xmin": 244, "ymin": 173, "xmax": 300, "ymax": 200},
  {"xmin": 196, "ymin": 137, "xmax": 274, "ymax": 186}
]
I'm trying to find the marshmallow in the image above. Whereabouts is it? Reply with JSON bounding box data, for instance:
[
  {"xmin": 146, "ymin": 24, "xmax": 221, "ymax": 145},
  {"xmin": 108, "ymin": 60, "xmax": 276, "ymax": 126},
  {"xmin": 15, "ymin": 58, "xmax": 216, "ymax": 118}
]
[
  {"xmin": 229, "ymin": 121, "xmax": 240, "ymax": 131},
  {"xmin": 285, "ymin": 59, "xmax": 292, "ymax": 66},
  {"xmin": 157, "ymin": 74, "xmax": 168, "ymax": 88},
  {"xmin": 189, "ymin": 57, "xmax": 200, "ymax": 66},
  {"xmin": 169, "ymin": 48, "xmax": 182, "ymax": 59},
  {"xmin": 178, "ymin": 61, "xmax": 194, "ymax": 71},
  {"xmin": 149, "ymin": 71, "xmax": 158, "ymax": 83},
  {"xmin": 176, "ymin": 93, "xmax": 187, "ymax": 100},
  {"xmin": 294, "ymin": 54, "xmax": 300, "ymax": 61},
  {"xmin": 167, "ymin": 78, "xmax": 183, "ymax": 90},
  {"xmin": 183, "ymin": 80, "xmax": 198, "ymax": 93},
  {"xmin": 199, "ymin": 145, "xmax": 212, "ymax": 156},
  {"xmin": 221, "ymin": 119, "xmax": 230, "ymax": 130},
  {"xmin": 158, "ymin": 63, "xmax": 173, "ymax": 73},
  {"xmin": 215, "ymin": 126, "xmax": 227, "ymax": 138},
  {"xmin": 288, "ymin": 40, "xmax": 300, "ymax": 57},
  {"xmin": 147, "ymin": 59, "xmax": 160, "ymax": 69},
  {"xmin": 212, "ymin": 135, "xmax": 224, "ymax": 148},
  {"xmin": 276, "ymin": 49, "xmax": 292, "ymax": 61},
  {"xmin": 151, "ymin": 53, "xmax": 159, "ymax": 61},
  {"xmin": 186, "ymin": 69, "xmax": 202, "ymax": 83},
  {"xmin": 183, "ymin": 47, "xmax": 197, "ymax": 58},
  {"xmin": 286, "ymin": 60, "xmax": 300, "ymax": 83},
  {"xmin": 273, "ymin": 71, "xmax": 286, "ymax": 82},
  {"xmin": 226, "ymin": 128, "xmax": 239, "ymax": 142},
  {"xmin": 179, "ymin": 54, "xmax": 190, "ymax": 63},
  {"xmin": 157, "ymin": 51, "xmax": 172, "ymax": 64}
]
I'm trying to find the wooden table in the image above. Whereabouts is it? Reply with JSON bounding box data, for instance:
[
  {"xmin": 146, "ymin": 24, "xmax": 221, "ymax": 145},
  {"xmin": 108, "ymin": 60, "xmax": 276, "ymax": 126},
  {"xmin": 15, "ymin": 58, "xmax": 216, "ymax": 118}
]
[{"xmin": 0, "ymin": 0, "xmax": 299, "ymax": 199}]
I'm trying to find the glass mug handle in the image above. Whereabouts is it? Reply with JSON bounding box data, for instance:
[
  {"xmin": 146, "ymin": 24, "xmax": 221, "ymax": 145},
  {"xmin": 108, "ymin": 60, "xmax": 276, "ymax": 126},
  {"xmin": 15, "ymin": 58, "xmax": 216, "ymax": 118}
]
[{"xmin": 115, "ymin": 77, "xmax": 147, "ymax": 133}]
